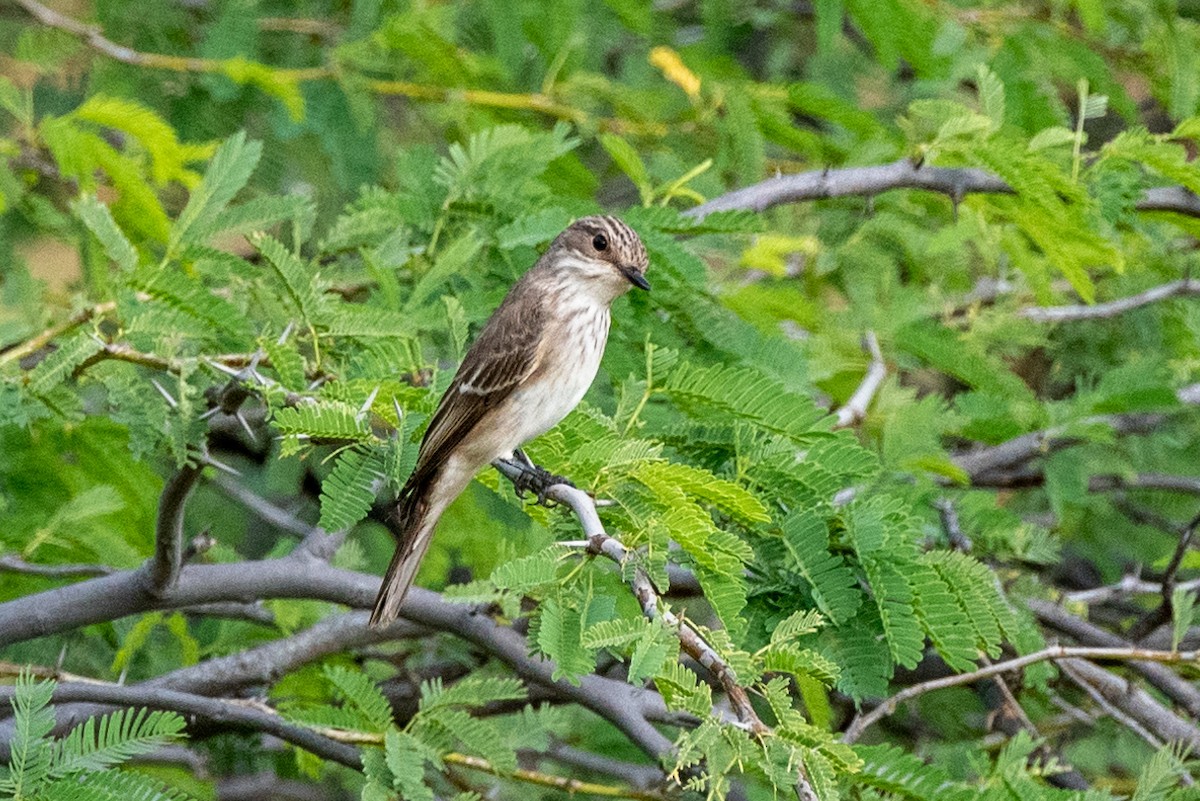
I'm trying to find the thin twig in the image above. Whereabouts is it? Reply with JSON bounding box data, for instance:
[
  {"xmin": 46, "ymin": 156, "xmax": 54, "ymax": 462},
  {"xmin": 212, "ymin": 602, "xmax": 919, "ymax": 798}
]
[
  {"xmin": 833, "ymin": 331, "xmax": 886, "ymax": 428},
  {"xmin": 0, "ymin": 301, "xmax": 116, "ymax": 368},
  {"xmin": 1028, "ymin": 599, "xmax": 1200, "ymax": 718},
  {"xmin": 445, "ymin": 752, "xmax": 668, "ymax": 801},
  {"xmin": 1018, "ymin": 278, "xmax": 1200, "ymax": 322},
  {"xmin": 1066, "ymin": 576, "xmax": 1200, "ymax": 606},
  {"xmin": 10, "ymin": 0, "xmax": 661, "ymax": 135},
  {"xmin": 842, "ymin": 644, "xmax": 1200, "ymax": 743},
  {"xmin": 0, "ymin": 555, "xmax": 115, "ymax": 578},
  {"xmin": 1057, "ymin": 659, "xmax": 1162, "ymax": 749},
  {"xmin": 1126, "ymin": 510, "xmax": 1200, "ymax": 642},
  {"xmin": 1057, "ymin": 658, "xmax": 1200, "ymax": 755}
]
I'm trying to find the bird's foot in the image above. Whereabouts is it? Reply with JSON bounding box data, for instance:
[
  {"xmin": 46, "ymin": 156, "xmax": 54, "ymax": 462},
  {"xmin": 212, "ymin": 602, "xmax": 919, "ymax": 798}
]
[{"xmin": 512, "ymin": 463, "xmax": 575, "ymax": 508}]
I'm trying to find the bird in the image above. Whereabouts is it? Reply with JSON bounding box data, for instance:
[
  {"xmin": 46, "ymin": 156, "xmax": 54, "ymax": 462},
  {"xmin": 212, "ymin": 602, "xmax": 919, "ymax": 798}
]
[{"xmin": 370, "ymin": 215, "xmax": 650, "ymax": 627}]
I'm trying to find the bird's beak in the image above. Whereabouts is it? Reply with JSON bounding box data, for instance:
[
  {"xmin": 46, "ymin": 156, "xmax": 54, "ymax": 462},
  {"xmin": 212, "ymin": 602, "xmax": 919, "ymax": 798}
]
[{"xmin": 621, "ymin": 265, "xmax": 651, "ymax": 291}]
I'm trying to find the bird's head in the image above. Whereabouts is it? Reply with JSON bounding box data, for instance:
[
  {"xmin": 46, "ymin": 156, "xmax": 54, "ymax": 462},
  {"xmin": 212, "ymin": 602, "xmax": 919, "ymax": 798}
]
[{"xmin": 549, "ymin": 215, "xmax": 650, "ymax": 300}]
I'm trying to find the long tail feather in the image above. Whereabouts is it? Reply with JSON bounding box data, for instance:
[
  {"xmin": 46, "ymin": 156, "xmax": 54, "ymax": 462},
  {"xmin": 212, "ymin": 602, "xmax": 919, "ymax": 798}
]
[{"xmin": 369, "ymin": 486, "xmax": 434, "ymax": 627}]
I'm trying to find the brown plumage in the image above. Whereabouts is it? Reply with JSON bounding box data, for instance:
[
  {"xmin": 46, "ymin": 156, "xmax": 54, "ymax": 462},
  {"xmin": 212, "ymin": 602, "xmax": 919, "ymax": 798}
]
[{"xmin": 370, "ymin": 216, "xmax": 650, "ymax": 626}]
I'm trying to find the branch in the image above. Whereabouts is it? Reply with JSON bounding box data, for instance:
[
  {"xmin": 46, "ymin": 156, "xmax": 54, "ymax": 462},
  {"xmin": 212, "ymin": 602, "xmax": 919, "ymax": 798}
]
[
  {"xmin": 0, "ymin": 554, "xmax": 681, "ymax": 767},
  {"xmin": 1057, "ymin": 659, "xmax": 1165, "ymax": 750},
  {"xmin": 0, "ymin": 555, "xmax": 114, "ymax": 578},
  {"xmin": 685, "ymin": 158, "xmax": 1200, "ymax": 220},
  {"xmin": 1028, "ymin": 598, "xmax": 1200, "ymax": 718},
  {"xmin": 1088, "ymin": 472, "xmax": 1200, "ymax": 496},
  {"xmin": 146, "ymin": 464, "xmax": 204, "ymax": 595},
  {"xmin": 1126, "ymin": 510, "xmax": 1200, "ymax": 642},
  {"xmin": 492, "ymin": 460, "xmax": 820, "ymax": 801},
  {"xmin": 1066, "ymin": 576, "xmax": 1200, "ymax": 606},
  {"xmin": 10, "ymin": 0, "xmax": 660, "ymax": 135},
  {"xmin": 841, "ymin": 644, "xmax": 1200, "ymax": 743},
  {"xmin": 0, "ymin": 301, "xmax": 116, "ymax": 368},
  {"xmin": 0, "ymin": 681, "xmax": 362, "ymax": 768},
  {"xmin": 1018, "ymin": 278, "xmax": 1200, "ymax": 322},
  {"xmin": 1057, "ymin": 658, "xmax": 1200, "ymax": 750},
  {"xmin": 833, "ymin": 331, "xmax": 886, "ymax": 428},
  {"xmin": 10, "ymin": 0, "xmax": 326, "ymax": 80},
  {"xmin": 444, "ymin": 752, "xmax": 667, "ymax": 801},
  {"xmin": 953, "ymin": 412, "xmax": 1167, "ymax": 481}
]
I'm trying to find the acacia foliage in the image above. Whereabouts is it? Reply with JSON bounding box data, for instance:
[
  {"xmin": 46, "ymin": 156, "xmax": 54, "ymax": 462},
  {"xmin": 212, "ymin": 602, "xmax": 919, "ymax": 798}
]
[{"xmin": 2, "ymin": 1, "xmax": 1200, "ymax": 799}]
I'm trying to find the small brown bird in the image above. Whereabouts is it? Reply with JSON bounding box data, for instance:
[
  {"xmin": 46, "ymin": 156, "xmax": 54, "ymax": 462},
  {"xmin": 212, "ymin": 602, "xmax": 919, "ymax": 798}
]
[{"xmin": 370, "ymin": 216, "xmax": 650, "ymax": 626}]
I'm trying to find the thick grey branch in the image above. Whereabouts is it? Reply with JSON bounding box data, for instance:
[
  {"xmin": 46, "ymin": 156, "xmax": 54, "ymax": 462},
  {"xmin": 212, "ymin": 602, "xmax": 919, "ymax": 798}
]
[
  {"xmin": 1059, "ymin": 658, "xmax": 1200, "ymax": 749},
  {"xmin": 953, "ymin": 413, "xmax": 1165, "ymax": 481},
  {"xmin": 0, "ymin": 554, "xmax": 678, "ymax": 766},
  {"xmin": 0, "ymin": 681, "xmax": 362, "ymax": 768},
  {"xmin": 0, "ymin": 555, "xmax": 114, "ymax": 578}
]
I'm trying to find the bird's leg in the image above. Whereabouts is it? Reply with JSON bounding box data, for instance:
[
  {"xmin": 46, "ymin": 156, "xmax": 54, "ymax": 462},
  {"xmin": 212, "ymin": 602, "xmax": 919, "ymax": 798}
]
[{"xmin": 509, "ymin": 448, "xmax": 574, "ymax": 507}]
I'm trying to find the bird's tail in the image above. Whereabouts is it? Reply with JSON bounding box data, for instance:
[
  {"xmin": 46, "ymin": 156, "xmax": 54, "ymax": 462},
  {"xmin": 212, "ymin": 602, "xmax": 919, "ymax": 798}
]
[{"xmin": 369, "ymin": 484, "xmax": 436, "ymax": 627}]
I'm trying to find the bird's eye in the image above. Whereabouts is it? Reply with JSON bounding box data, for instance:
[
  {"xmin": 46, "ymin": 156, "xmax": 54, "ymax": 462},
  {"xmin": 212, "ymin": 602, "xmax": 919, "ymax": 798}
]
[{"xmin": 592, "ymin": 233, "xmax": 608, "ymax": 252}]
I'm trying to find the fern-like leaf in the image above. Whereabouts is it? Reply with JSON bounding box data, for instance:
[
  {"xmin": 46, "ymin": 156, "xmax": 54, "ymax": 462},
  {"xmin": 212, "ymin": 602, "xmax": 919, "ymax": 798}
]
[
  {"xmin": 418, "ymin": 676, "xmax": 525, "ymax": 711},
  {"xmin": 249, "ymin": 232, "xmax": 322, "ymax": 325},
  {"xmin": 661, "ymin": 361, "xmax": 829, "ymax": 443},
  {"xmin": 318, "ymin": 446, "xmax": 385, "ymax": 532},
  {"xmin": 51, "ymin": 707, "xmax": 185, "ymax": 777},
  {"xmin": 780, "ymin": 509, "xmax": 862, "ymax": 626},
  {"xmin": 169, "ymin": 131, "xmax": 261, "ymax": 252},
  {"xmin": 323, "ymin": 665, "xmax": 394, "ymax": 733}
]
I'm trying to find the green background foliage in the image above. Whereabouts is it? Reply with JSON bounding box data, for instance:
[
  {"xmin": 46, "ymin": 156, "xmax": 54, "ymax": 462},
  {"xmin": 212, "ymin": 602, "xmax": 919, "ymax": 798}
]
[{"xmin": 3, "ymin": 0, "xmax": 1200, "ymax": 798}]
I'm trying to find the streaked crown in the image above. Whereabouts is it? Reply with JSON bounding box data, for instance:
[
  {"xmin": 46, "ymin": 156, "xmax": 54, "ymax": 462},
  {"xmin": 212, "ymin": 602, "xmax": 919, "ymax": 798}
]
[{"xmin": 551, "ymin": 215, "xmax": 651, "ymax": 293}]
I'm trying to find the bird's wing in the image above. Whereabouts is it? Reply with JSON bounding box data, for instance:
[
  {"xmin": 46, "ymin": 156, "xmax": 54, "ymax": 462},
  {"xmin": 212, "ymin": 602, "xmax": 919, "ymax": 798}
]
[{"xmin": 407, "ymin": 289, "xmax": 546, "ymax": 488}]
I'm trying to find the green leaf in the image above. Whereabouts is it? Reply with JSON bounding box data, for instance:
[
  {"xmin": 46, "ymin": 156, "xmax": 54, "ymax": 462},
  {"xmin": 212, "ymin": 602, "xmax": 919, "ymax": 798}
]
[
  {"xmin": 72, "ymin": 195, "xmax": 138, "ymax": 271},
  {"xmin": 323, "ymin": 665, "xmax": 394, "ymax": 732},
  {"xmin": 384, "ymin": 730, "xmax": 434, "ymax": 801},
  {"xmin": 780, "ymin": 509, "xmax": 862, "ymax": 625},
  {"xmin": 4, "ymin": 672, "xmax": 56, "ymax": 798},
  {"xmin": 169, "ymin": 131, "xmax": 262, "ymax": 252},
  {"xmin": 600, "ymin": 133, "xmax": 652, "ymax": 204},
  {"xmin": 51, "ymin": 707, "xmax": 186, "ymax": 777},
  {"xmin": 536, "ymin": 595, "xmax": 594, "ymax": 683},
  {"xmin": 250, "ymin": 232, "xmax": 322, "ymax": 325},
  {"xmin": 319, "ymin": 447, "xmax": 386, "ymax": 532}
]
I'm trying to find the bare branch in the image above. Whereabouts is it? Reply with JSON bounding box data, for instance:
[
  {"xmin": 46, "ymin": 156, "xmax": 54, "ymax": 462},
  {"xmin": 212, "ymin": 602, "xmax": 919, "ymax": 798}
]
[
  {"xmin": 211, "ymin": 475, "xmax": 314, "ymax": 538},
  {"xmin": 444, "ymin": 752, "xmax": 668, "ymax": 801},
  {"xmin": 9, "ymin": 0, "xmax": 658, "ymax": 135},
  {"xmin": 1066, "ymin": 576, "xmax": 1200, "ymax": 606},
  {"xmin": 0, "ymin": 555, "xmax": 114, "ymax": 578},
  {"xmin": 842, "ymin": 644, "xmax": 1200, "ymax": 743},
  {"xmin": 1057, "ymin": 659, "xmax": 1164, "ymax": 749},
  {"xmin": 0, "ymin": 681, "xmax": 362, "ymax": 768},
  {"xmin": 0, "ymin": 301, "xmax": 117, "ymax": 368},
  {"xmin": 1127, "ymin": 510, "xmax": 1200, "ymax": 642},
  {"xmin": 1025, "ymin": 599, "xmax": 1200, "ymax": 718},
  {"xmin": 1018, "ymin": 278, "xmax": 1200, "ymax": 322},
  {"xmin": 953, "ymin": 413, "xmax": 1166, "ymax": 481},
  {"xmin": 146, "ymin": 464, "xmax": 205, "ymax": 595},
  {"xmin": 833, "ymin": 331, "xmax": 886, "ymax": 428},
  {"xmin": 1057, "ymin": 658, "xmax": 1200, "ymax": 750},
  {"xmin": 0, "ymin": 554, "xmax": 681, "ymax": 767},
  {"xmin": 686, "ymin": 158, "xmax": 1200, "ymax": 220}
]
